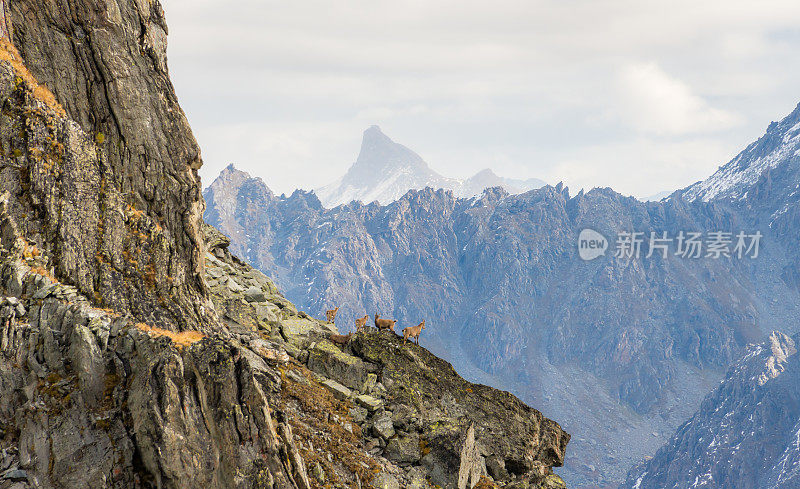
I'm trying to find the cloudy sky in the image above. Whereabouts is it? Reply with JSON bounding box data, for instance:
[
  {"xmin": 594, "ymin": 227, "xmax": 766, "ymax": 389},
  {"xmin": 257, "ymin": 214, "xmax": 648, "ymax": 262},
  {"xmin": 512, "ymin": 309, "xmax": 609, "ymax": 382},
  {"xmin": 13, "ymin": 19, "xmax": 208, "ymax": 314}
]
[{"xmin": 161, "ymin": 0, "xmax": 800, "ymax": 199}]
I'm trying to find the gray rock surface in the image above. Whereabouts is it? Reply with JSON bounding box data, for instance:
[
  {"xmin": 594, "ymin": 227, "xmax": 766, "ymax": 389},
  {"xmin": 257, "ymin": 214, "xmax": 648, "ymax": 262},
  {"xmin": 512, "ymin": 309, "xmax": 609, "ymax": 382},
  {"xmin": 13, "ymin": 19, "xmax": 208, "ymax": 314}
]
[
  {"xmin": 622, "ymin": 331, "xmax": 800, "ymax": 489},
  {"xmin": 5, "ymin": 0, "xmax": 213, "ymax": 331}
]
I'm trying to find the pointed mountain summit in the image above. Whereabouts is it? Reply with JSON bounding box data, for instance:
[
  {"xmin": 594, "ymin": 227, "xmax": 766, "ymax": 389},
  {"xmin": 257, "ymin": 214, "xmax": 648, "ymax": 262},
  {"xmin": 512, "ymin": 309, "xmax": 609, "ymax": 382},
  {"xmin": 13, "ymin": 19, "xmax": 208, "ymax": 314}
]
[
  {"xmin": 314, "ymin": 126, "xmax": 545, "ymax": 207},
  {"xmin": 314, "ymin": 126, "xmax": 458, "ymax": 207}
]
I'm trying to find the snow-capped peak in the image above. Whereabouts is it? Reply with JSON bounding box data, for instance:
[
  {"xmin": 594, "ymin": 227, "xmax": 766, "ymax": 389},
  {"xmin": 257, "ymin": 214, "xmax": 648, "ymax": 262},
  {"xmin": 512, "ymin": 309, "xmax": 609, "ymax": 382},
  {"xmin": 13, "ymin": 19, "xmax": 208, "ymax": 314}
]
[
  {"xmin": 684, "ymin": 103, "xmax": 800, "ymax": 202},
  {"xmin": 313, "ymin": 126, "xmax": 545, "ymax": 208}
]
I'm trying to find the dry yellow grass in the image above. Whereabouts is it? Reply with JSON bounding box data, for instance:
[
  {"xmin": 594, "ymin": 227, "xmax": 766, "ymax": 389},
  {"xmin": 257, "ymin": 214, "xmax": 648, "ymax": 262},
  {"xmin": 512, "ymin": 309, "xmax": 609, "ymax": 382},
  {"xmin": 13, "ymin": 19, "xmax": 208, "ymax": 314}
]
[
  {"xmin": 0, "ymin": 38, "xmax": 66, "ymax": 117},
  {"xmin": 135, "ymin": 322, "xmax": 205, "ymax": 349},
  {"xmin": 18, "ymin": 238, "xmax": 41, "ymax": 260}
]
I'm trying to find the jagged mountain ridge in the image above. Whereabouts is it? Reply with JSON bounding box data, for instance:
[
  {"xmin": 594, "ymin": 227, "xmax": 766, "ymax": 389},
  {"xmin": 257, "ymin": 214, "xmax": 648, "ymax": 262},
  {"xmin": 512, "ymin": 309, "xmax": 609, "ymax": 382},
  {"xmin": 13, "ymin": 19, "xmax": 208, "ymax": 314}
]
[
  {"xmin": 621, "ymin": 331, "xmax": 800, "ymax": 489},
  {"xmin": 0, "ymin": 2, "xmax": 571, "ymax": 489},
  {"xmin": 204, "ymin": 170, "xmax": 800, "ymax": 488},
  {"xmin": 205, "ymin": 102, "xmax": 800, "ymax": 488},
  {"xmin": 313, "ymin": 126, "xmax": 545, "ymax": 207}
]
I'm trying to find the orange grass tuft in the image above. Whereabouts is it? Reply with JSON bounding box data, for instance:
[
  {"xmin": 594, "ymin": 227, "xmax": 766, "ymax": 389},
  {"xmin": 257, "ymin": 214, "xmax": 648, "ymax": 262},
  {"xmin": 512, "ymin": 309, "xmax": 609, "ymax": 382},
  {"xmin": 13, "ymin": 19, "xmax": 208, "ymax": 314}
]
[
  {"xmin": 0, "ymin": 39, "xmax": 66, "ymax": 117},
  {"xmin": 135, "ymin": 322, "xmax": 205, "ymax": 349}
]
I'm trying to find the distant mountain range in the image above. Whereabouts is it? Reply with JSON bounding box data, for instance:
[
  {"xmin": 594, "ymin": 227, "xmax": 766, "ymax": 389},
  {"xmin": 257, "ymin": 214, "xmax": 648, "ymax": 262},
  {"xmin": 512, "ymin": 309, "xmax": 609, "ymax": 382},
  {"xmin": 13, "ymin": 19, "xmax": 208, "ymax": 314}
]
[
  {"xmin": 313, "ymin": 125, "xmax": 545, "ymax": 207},
  {"xmin": 204, "ymin": 103, "xmax": 800, "ymax": 488}
]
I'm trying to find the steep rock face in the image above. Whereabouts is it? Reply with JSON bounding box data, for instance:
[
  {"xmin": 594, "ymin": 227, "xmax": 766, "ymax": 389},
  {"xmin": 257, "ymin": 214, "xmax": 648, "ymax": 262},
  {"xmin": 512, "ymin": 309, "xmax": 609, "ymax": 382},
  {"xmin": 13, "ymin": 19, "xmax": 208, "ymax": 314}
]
[
  {"xmin": 3, "ymin": 0, "xmax": 209, "ymax": 330},
  {"xmin": 0, "ymin": 199, "xmax": 309, "ymax": 488},
  {"xmin": 621, "ymin": 331, "xmax": 800, "ymax": 489}
]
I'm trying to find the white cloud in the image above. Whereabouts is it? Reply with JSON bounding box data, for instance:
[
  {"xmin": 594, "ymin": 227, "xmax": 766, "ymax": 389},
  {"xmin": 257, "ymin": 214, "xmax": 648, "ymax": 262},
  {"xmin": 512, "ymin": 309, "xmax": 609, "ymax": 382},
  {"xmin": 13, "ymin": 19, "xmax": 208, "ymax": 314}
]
[
  {"xmin": 616, "ymin": 63, "xmax": 743, "ymax": 135},
  {"xmin": 160, "ymin": 0, "xmax": 800, "ymax": 196}
]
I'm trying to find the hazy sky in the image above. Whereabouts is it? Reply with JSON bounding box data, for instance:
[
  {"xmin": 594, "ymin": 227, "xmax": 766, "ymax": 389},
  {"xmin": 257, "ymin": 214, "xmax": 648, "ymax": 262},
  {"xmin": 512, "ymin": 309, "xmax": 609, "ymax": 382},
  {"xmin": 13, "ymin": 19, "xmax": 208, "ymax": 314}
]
[{"xmin": 161, "ymin": 0, "xmax": 800, "ymax": 199}]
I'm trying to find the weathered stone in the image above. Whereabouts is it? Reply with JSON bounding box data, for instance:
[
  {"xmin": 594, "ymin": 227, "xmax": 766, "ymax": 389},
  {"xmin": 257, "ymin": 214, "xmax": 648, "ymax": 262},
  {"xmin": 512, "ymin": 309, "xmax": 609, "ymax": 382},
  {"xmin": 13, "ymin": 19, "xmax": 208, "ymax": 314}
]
[
  {"xmin": 372, "ymin": 472, "xmax": 400, "ymax": 489},
  {"xmin": 385, "ymin": 432, "xmax": 421, "ymax": 464},
  {"xmin": 321, "ymin": 379, "xmax": 352, "ymax": 401},
  {"xmin": 372, "ymin": 411, "xmax": 395, "ymax": 440},
  {"xmin": 457, "ymin": 424, "xmax": 486, "ymax": 489},
  {"xmin": 362, "ymin": 372, "xmax": 377, "ymax": 394},
  {"xmin": 244, "ymin": 286, "xmax": 267, "ymax": 303},
  {"xmin": 254, "ymin": 303, "xmax": 279, "ymax": 323},
  {"xmin": 307, "ymin": 340, "xmax": 368, "ymax": 390},
  {"xmin": 310, "ymin": 462, "xmax": 325, "ymax": 483},
  {"xmin": 391, "ymin": 404, "xmax": 418, "ymax": 431},
  {"xmin": 407, "ymin": 466, "xmax": 429, "ymax": 489},
  {"xmin": 281, "ymin": 317, "xmax": 320, "ymax": 338},
  {"xmin": 355, "ymin": 394, "xmax": 383, "ymax": 412},
  {"xmin": 349, "ymin": 406, "xmax": 368, "ymax": 424},
  {"xmin": 1, "ymin": 469, "xmax": 27, "ymax": 481},
  {"xmin": 226, "ymin": 279, "xmax": 245, "ymax": 293}
]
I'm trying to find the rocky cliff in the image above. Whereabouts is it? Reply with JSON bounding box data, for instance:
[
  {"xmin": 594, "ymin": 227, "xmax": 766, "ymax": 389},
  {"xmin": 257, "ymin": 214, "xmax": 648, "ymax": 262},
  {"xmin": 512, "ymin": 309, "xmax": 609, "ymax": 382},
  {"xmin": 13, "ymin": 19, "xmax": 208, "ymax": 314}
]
[
  {"xmin": 0, "ymin": 1, "xmax": 571, "ymax": 488},
  {"xmin": 2, "ymin": 0, "xmax": 212, "ymax": 331}
]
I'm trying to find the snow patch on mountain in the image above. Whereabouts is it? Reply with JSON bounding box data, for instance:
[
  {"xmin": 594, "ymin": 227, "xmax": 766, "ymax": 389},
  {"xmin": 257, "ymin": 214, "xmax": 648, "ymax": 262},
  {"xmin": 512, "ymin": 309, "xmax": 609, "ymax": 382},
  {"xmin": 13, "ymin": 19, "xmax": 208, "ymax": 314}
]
[{"xmin": 684, "ymin": 103, "xmax": 800, "ymax": 202}]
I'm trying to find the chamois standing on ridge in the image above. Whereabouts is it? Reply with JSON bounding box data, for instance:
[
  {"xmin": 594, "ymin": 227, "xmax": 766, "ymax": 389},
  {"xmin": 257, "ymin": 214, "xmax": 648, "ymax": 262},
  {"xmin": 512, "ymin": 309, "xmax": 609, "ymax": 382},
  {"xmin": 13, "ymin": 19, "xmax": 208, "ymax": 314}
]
[
  {"xmin": 374, "ymin": 314, "xmax": 397, "ymax": 334},
  {"xmin": 325, "ymin": 307, "xmax": 339, "ymax": 323},
  {"xmin": 328, "ymin": 332, "xmax": 353, "ymax": 346},
  {"xmin": 403, "ymin": 320, "xmax": 426, "ymax": 344},
  {"xmin": 355, "ymin": 315, "xmax": 368, "ymax": 331}
]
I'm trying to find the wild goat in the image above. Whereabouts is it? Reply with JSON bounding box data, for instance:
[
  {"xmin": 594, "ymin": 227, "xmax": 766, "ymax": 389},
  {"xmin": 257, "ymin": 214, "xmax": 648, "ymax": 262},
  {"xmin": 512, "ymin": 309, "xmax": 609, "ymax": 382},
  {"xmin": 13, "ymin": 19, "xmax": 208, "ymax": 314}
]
[
  {"xmin": 329, "ymin": 332, "xmax": 353, "ymax": 346},
  {"xmin": 355, "ymin": 315, "xmax": 369, "ymax": 331},
  {"xmin": 403, "ymin": 320, "xmax": 426, "ymax": 344},
  {"xmin": 325, "ymin": 307, "xmax": 339, "ymax": 323},
  {"xmin": 374, "ymin": 313, "xmax": 397, "ymax": 333}
]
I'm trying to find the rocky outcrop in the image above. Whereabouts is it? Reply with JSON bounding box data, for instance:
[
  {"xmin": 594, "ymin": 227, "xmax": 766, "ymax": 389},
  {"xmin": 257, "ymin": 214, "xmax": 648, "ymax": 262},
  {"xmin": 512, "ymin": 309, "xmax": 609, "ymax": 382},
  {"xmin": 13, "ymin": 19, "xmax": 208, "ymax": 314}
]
[
  {"xmin": 202, "ymin": 227, "xmax": 570, "ymax": 489},
  {"xmin": 0, "ymin": 196, "xmax": 307, "ymax": 488},
  {"xmin": 3, "ymin": 0, "xmax": 210, "ymax": 330},
  {"xmin": 622, "ymin": 331, "xmax": 800, "ymax": 489}
]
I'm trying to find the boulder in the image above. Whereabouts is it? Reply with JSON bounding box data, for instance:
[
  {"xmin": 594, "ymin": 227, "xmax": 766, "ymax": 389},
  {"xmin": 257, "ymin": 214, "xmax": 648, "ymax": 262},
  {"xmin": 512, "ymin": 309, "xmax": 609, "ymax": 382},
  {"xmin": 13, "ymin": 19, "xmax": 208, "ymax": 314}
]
[
  {"xmin": 372, "ymin": 472, "xmax": 400, "ymax": 489},
  {"xmin": 355, "ymin": 394, "xmax": 383, "ymax": 412},
  {"xmin": 321, "ymin": 379, "xmax": 352, "ymax": 401},
  {"xmin": 371, "ymin": 411, "xmax": 395, "ymax": 440},
  {"xmin": 307, "ymin": 340, "xmax": 368, "ymax": 390},
  {"xmin": 385, "ymin": 432, "xmax": 421, "ymax": 464},
  {"xmin": 243, "ymin": 286, "xmax": 267, "ymax": 303}
]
